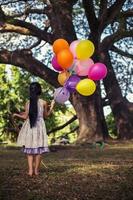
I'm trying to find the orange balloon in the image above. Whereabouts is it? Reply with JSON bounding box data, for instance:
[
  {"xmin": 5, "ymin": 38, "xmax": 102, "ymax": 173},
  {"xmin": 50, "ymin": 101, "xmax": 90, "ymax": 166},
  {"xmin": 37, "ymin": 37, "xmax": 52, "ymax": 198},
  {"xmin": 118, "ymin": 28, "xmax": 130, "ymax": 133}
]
[
  {"xmin": 58, "ymin": 71, "xmax": 70, "ymax": 86},
  {"xmin": 53, "ymin": 39, "xmax": 69, "ymax": 54},
  {"xmin": 57, "ymin": 49, "xmax": 74, "ymax": 69}
]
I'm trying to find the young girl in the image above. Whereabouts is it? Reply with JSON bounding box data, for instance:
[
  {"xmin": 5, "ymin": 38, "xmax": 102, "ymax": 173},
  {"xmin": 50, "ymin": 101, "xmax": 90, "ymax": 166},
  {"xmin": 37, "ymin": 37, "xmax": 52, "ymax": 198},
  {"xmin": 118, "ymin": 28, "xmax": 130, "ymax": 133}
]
[{"xmin": 13, "ymin": 82, "xmax": 55, "ymax": 176}]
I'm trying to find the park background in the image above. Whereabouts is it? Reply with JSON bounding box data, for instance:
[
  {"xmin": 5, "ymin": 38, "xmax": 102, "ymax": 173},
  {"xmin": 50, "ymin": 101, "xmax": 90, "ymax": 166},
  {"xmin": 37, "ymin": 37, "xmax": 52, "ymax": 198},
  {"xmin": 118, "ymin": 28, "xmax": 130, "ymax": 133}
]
[{"xmin": 0, "ymin": 0, "xmax": 133, "ymax": 200}]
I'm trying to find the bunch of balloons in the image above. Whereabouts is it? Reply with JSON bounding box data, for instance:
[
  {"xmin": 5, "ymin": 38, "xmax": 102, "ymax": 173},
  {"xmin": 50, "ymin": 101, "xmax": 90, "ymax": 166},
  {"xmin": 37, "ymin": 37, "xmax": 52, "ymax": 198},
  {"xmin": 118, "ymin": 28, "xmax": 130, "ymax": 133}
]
[{"xmin": 51, "ymin": 38, "xmax": 107, "ymax": 104}]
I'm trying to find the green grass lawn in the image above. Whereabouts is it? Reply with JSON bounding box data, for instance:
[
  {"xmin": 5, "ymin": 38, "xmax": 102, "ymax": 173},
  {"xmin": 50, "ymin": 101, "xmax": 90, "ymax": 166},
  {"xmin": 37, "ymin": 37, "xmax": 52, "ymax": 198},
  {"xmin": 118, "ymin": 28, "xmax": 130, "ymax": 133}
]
[{"xmin": 0, "ymin": 142, "xmax": 133, "ymax": 200}]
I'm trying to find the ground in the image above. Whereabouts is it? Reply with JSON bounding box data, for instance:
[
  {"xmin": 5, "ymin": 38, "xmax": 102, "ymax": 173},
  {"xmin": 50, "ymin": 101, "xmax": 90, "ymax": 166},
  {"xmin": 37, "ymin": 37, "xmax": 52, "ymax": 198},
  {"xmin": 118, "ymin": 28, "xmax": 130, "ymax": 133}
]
[{"xmin": 0, "ymin": 141, "xmax": 133, "ymax": 200}]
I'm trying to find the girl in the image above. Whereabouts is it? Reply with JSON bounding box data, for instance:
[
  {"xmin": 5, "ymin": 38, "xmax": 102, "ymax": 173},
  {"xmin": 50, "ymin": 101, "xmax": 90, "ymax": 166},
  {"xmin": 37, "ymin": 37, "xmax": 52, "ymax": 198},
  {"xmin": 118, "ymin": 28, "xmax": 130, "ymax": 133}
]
[{"xmin": 13, "ymin": 82, "xmax": 55, "ymax": 176}]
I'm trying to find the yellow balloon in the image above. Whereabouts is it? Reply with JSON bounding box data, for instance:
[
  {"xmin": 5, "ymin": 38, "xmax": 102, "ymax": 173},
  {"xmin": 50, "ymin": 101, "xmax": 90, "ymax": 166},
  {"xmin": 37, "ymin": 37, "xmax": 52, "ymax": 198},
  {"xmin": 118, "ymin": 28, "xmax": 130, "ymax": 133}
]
[
  {"xmin": 76, "ymin": 79, "xmax": 96, "ymax": 96},
  {"xmin": 76, "ymin": 40, "xmax": 95, "ymax": 60},
  {"xmin": 58, "ymin": 71, "xmax": 70, "ymax": 86}
]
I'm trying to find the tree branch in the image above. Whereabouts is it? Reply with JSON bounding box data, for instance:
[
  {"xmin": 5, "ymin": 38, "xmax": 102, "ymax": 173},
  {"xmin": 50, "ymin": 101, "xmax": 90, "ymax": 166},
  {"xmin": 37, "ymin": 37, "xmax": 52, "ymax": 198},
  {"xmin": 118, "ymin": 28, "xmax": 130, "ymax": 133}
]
[
  {"xmin": 4, "ymin": 17, "xmax": 54, "ymax": 43},
  {"xmin": 111, "ymin": 45, "xmax": 133, "ymax": 59},
  {"xmin": 0, "ymin": 6, "xmax": 54, "ymax": 43},
  {"xmin": 47, "ymin": 115, "xmax": 77, "ymax": 134},
  {"xmin": 0, "ymin": 23, "xmax": 31, "ymax": 35},
  {"xmin": 100, "ymin": 29, "xmax": 133, "ymax": 51},
  {"xmin": 64, "ymin": 126, "xmax": 79, "ymax": 135},
  {"xmin": 98, "ymin": 0, "xmax": 127, "ymax": 33},
  {"xmin": 99, "ymin": 0, "xmax": 107, "ymax": 16},
  {"xmin": 0, "ymin": 49, "xmax": 59, "ymax": 87},
  {"xmin": 82, "ymin": 0, "xmax": 98, "ymax": 35},
  {"xmin": 98, "ymin": 0, "xmax": 108, "ymax": 33},
  {"xmin": 106, "ymin": 0, "xmax": 127, "ymax": 25},
  {"xmin": 29, "ymin": 39, "xmax": 42, "ymax": 49},
  {"xmin": 0, "ymin": 0, "xmax": 25, "ymax": 6},
  {"xmin": 121, "ymin": 9, "xmax": 133, "ymax": 18},
  {"xmin": 56, "ymin": 126, "xmax": 79, "ymax": 140}
]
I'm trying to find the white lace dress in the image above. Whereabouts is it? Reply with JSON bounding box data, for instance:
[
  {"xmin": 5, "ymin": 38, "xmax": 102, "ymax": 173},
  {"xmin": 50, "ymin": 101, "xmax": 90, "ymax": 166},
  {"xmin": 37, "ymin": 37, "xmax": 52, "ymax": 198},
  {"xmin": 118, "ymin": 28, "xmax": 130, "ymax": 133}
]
[{"xmin": 17, "ymin": 99, "xmax": 49, "ymax": 154}]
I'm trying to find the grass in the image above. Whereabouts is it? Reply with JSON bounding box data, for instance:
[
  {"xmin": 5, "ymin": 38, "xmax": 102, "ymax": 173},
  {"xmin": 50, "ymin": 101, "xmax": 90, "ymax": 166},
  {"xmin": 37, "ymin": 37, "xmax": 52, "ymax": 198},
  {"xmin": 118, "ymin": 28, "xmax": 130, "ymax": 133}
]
[{"xmin": 0, "ymin": 141, "xmax": 133, "ymax": 200}]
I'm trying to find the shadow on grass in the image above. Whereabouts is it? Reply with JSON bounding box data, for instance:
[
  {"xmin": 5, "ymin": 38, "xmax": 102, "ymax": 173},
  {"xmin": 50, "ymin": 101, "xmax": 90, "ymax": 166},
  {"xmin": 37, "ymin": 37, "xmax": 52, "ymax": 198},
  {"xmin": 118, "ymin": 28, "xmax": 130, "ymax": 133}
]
[{"xmin": 0, "ymin": 144, "xmax": 133, "ymax": 200}]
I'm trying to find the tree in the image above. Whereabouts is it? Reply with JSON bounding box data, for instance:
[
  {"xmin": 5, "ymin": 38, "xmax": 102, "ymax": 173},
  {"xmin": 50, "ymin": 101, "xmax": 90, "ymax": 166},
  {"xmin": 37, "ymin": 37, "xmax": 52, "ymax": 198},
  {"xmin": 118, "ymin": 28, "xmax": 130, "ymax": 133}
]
[
  {"xmin": 0, "ymin": 0, "xmax": 132, "ymax": 142},
  {"xmin": 96, "ymin": 0, "xmax": 133, "ymax": 138}
]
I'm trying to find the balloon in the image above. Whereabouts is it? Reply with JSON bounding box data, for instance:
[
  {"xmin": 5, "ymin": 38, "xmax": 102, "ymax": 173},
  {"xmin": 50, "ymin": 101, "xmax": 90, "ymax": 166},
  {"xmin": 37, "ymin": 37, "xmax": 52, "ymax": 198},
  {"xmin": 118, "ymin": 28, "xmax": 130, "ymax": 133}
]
[
  {"xmin": 76, "ymin": 58, "xmax": 94, "ymax": 76},
  {"xmin": 58, "ymin": 71, "xmax": 70, "ymax": 86},
  {"xmin": 53, "ymin": 39, "xmax": 69, "ymax": 54},
  {"xmin": 76, "ymin": 78, "xmax": 96, "ymax": 96},
  {"xmin": 69, "ymin": 40, "xmax": 80, "ymax": 58},
  {"xmin": 54, "ymin": 87, "xmax": 70, "ymax": 104},
  {"xmin": 65, "ymin": 75, "xmax": 80, "ymax": 92},
  {"xmin": 57, "ymin": 49, "xmax": 74, "ymax": 69},
  {"xmin": 88, "ymin": 63, "xmax": 107, "ymax": 80},
  {"xmin": 51, "ymin": 55, "xmax": 63, "ymax": 71},
  {"xmin": 76, "ymin": 40, "xmax": 95, "ymax": 60}
]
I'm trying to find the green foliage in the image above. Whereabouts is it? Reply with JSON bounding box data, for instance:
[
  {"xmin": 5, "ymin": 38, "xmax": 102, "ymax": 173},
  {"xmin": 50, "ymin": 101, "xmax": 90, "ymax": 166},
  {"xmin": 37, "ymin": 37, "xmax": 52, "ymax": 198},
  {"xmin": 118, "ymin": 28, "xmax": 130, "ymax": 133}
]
[
  {"xmin": 0, "ymin": 64, "xmax": 77, "ymax": 143},
  {"xmin": 106, "ymin": 113, "xmax": 117, "ymax": 138},
  {"xmin": 48, "ymin": 108, "xmax": 78, "ymax": 145},
  {"xmin": 0, "ymin": 64, "xmax": 31, "ymax": 141}
]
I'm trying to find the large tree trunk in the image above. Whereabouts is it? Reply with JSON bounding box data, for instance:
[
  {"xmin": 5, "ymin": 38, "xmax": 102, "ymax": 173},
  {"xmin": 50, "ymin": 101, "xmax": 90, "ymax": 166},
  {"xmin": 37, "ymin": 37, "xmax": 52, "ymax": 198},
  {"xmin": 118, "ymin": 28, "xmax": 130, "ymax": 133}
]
[
  {"xmin": 47, "ymin": 0, "xmax": 77, "ymax": 42},
  {"xmin": 71, "ymin": 91, "xmax": 103, "ymax": 143},
  {"xmin": 99, "ymin": 51, "xmax": 133, "ymax": 139}
]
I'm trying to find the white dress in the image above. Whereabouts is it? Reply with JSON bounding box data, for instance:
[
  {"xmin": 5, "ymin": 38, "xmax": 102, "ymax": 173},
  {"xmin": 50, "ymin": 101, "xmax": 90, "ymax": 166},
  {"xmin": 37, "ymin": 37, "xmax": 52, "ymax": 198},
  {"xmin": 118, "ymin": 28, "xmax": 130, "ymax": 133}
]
[{"xmin": 17, "ymin": 99, "xmax": 49, "ymax": 154}]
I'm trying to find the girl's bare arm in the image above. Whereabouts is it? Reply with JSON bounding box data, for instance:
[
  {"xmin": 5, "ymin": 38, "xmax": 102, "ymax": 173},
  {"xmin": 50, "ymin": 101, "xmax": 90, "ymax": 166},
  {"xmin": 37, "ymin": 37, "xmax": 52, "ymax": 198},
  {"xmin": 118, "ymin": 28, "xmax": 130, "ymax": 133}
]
[
  {"xmin": 43, "ymin": 100, "xmax": 55, "ymax": 118},
  {"xmin": 13, "ymin": 102, "xmax": 29, "ymax": 120}
]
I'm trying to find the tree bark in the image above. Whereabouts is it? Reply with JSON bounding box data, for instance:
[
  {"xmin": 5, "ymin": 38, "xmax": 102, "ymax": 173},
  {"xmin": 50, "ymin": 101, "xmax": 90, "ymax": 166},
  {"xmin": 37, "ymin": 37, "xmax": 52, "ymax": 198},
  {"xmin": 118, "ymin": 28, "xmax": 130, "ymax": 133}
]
[
  {"xmin": 71, "ymin": 91, "xmax": 103, "ymax": 143},
  {"xmin": 99, "ymin": 51, "xmax": 133, "ymax": 139}
]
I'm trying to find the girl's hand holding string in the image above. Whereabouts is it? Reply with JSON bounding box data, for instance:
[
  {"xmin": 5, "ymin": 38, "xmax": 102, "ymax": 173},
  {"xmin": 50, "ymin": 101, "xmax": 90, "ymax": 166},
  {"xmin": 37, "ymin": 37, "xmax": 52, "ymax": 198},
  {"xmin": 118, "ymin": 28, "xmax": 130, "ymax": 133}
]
[
  {"xmin": 47, "ymin": 100, "xmax": 55, "ymax": 116},
  {"xmin": 44, "ymin": 99, "xmax": 55, "ymax": 118},
  {"xmin": 51, "ymin": 100, "xmax": 55, "ymax": 108},
  {"xmin": 49, "ymin": 100, "xmax": 55, "ymax": 113}
]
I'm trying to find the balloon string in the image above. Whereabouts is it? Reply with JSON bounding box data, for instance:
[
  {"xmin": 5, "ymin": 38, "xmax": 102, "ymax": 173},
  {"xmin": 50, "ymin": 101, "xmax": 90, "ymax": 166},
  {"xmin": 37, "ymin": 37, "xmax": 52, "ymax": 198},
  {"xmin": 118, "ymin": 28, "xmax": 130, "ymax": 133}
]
[
  {"xmin": 64, "ymin": 61, "xmax": 77, "ymax": 87},
  {"xmin": 54, "ymin": 61, "xmax": 77, "ymax": 100},
  {"xmin": 69, "ymin": 60, "xmax": 77, "ymax": 75},
  {"xmin": 41, "ymin": 160, "xmax": 48, "ymax": 168}
]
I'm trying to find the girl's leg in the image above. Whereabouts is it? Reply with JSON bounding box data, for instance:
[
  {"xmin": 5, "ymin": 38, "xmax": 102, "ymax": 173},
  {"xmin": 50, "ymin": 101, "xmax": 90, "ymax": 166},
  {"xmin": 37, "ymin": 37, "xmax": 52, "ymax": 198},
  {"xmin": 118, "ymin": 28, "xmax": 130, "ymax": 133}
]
[
  {"xmin": 27, "ymin": 154, "xmax": 34, "ymax": 176},
  {"xmin": 34, "ymin": 154, "xmax": 42, "ymax": 175}
]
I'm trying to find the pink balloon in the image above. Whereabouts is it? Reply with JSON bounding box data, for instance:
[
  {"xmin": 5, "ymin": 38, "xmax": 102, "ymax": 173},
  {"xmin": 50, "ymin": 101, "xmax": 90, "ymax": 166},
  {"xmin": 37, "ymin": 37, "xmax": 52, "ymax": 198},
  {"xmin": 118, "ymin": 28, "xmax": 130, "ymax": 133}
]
[
  {"xmin": 69, "ymin": 40, "xmax": 80, "ymax": 58},
  {"xmin": 51, "ymin": 55, "xmax": 63, "ymax": 71},
  {"xmin": 88, "ymin": 62, "xmax": 107, "ymax": 80},
  {"xmin": 76, "ymin": 58, "xmax": 94, "ymax": 76}
]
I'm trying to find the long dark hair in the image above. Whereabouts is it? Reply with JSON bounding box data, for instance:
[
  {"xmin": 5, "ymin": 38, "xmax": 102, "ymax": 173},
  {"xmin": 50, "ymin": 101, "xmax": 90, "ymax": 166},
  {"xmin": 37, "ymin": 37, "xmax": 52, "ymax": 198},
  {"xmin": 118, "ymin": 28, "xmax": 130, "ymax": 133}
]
[{"xmin": 29, "ymin": 82, "xmax": 42, "ymax": 128}]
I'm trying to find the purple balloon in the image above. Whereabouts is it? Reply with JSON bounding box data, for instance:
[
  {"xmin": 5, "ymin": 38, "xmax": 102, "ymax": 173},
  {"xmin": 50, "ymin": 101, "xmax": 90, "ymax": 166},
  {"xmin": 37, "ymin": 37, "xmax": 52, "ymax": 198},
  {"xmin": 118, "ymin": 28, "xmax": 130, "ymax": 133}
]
[
  {"xmin": 54, "ymin": 87, "xmax": 70, "ymax": 104},
  {"xmin": 0, "ymin": 21, "xmax": 4, "ymax": 27},
  {"xmin": 88, "ymin": 63, "xmax": 107, "ymax": 80},
  {"xmin": 65, "ymin": 75, "xmax": 80, "ymax": 92},
  {"xmin": 51, "ymin": 55, "xmax": 63, "ymax": 71}
]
